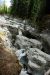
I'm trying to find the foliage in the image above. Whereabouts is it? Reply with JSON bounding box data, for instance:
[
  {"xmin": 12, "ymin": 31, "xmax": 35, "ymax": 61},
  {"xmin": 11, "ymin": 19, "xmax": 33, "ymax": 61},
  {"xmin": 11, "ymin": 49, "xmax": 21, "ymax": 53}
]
[
  {"xmin": 10, "ymin": 0, "xmax": 46, "ymax": 31},
  {"xmin": 30, "ymin": 0, "xmax": 46, "ymax": 31},
  {"xmin": 11, "ymin": 0, "xmax": 46, "ymax": 19},
  {"xmin": 0, "ymin": 4, "xmax": 8, "ymax": 14},
  {"xmin": 11, "ymin": 0, "xmax": 31, "ymax": 18}
]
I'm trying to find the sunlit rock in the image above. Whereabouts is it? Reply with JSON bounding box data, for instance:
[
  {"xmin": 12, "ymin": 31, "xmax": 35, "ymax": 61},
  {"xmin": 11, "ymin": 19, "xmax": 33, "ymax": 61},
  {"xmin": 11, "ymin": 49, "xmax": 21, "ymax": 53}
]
[
  {"xmin": 26, "ymin": 48, "xmax": 50, "ymax": 75},
  {"xmin": 0, "ymin": 16, "xmax": 6, "ymax": 25},
  {"xmin": 14, "ymin": 35, "xmax": 42, "ymax": 49},
  {"xmin": 0, "ymin": 26, "xmax": 12, "ymax": 49}
]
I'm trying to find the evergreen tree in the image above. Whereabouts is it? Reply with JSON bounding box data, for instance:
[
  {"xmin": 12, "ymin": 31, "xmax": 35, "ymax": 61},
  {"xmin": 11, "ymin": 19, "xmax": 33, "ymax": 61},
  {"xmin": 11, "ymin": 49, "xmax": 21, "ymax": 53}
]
[{"xmin": 11, "ymin": 0, "xmax": 31, "ymax": 18}]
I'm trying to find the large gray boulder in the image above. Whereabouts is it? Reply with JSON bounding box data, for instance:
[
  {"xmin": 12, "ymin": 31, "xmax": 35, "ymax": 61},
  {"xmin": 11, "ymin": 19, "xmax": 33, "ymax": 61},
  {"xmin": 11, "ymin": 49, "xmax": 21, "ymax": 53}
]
[
  {"xmin": 27, "ymin": 48, "xmax": 50, "ymax": 75},
  {"xmin": 14, "ymin": 35, "xmax": 42, "ymax": 49}
]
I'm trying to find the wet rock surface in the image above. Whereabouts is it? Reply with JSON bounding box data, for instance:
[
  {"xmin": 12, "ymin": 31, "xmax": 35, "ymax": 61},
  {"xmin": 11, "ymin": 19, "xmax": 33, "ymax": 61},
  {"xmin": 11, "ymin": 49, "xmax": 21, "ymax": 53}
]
[{"xmin": 0, "ymin": 15, "xmax": 50, "ymax": 75}]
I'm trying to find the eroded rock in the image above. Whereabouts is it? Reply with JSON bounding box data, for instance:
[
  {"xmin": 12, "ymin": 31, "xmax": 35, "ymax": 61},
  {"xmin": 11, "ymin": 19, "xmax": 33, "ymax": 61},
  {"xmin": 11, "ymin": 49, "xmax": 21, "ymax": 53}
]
[
  {"xmin": 26, "ymin": 48, "xmax": 50, "ymax": 75},
  {"xmin": 14, "ymin": 35, "xmax": 42, "ymax": 49},
  {"xmin": 0, "ymin": 37, "xmax": 21, "ymax": 75}
]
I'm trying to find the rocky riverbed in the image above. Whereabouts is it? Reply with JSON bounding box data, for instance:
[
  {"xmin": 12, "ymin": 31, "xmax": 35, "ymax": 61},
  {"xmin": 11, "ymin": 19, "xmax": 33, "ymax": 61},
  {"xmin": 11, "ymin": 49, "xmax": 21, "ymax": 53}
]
[{"xmin": 0, "ymin": 15, "xmax": 50, "ymax": 75}]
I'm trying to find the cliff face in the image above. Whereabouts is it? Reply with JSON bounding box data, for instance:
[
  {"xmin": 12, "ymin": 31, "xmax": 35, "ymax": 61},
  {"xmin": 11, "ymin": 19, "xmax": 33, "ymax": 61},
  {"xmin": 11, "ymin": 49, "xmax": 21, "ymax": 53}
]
[{"xmin": 0, "ymin": 37, "xmax": 21, "ymax": 75}]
